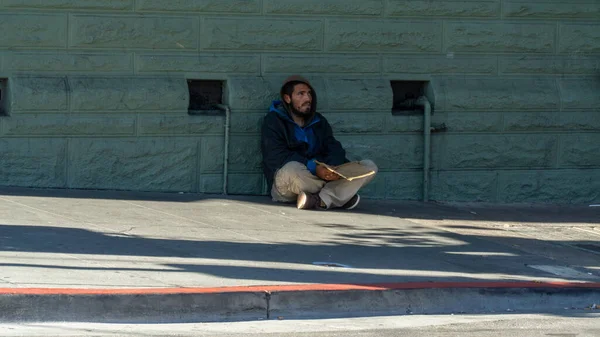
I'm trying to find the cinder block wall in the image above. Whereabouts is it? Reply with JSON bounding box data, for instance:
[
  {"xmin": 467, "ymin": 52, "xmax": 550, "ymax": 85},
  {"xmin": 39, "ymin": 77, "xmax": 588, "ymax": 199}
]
[{"xmin": 0, "ymin": 1, "xmax": 598, "ymax": 203}]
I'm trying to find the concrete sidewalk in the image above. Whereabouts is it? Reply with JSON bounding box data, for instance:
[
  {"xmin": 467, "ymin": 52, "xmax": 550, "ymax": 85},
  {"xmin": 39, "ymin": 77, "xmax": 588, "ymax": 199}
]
[{"xmin": 1, "ymin": 187, "xmax": 599, "ymax": 321}]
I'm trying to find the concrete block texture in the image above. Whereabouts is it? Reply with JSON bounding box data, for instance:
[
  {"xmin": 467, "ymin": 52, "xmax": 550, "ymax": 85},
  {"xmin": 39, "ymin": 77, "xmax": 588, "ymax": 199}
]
[
  {"xmin": 430, "ymin": 171, "xmax": 497, "ymax": 202},
  {"xmin": 324, "ymin": 79, "xmax": 392, "ymax": 111},
  {"xmin": 136, "ymin": 0, "xmax": 260, "ymax": 13},
  {"xmin": 3, "ymin": 0, "xmax": 134, "ymax": 10},
  {"xmin": 230, "ymin": 113, "xmax": 265, "ymax": 134},
  {"xmin": 559, "ymin": 24, "xmax": 600, "ymax": 54},
  {"xmin": 384, "ymin": 55, "xmax": 497, "ymax": 74},
  {"xmin": 3, "ymin": 114, "xmax": 135, "ymax": 136},
  {"xmin": 498, "ymin": 169, "xmax": 600, "ymax": 204},
  {"xmin": 441, "ymin": 112, "xmax": 503, "ymax": 132},
  {"xmin": 70, "ymin": 15, "xmax": 199, "ymax": 50},
  {"xmin": 432, "ymin": 77, "xmax": 560, "ymax": 112},
  {"xmin": 558, "ymin": 112, "xmax": 600, "ymax": 131},
  {"xmin": 0, "ymin": 138, "xmax": 67, "ymax": 188},
  {"xmin": 327, "ymin": 112, "xmax": 385, "ymax": 133},
  {"xmin": 559, "ymin": 134, "xmax": 600, "ymax": 167},
  {"xmin": 264, "ymin": 55, "xmax": 380, "ymax": 74},
  {"xmin": 137, "ymin": 54, "xmax": 259, "ymax": 74},
  {"xmin": 504, "ymin": 1, "xmax": 600, "ymax": 19},
  {"xmin": 504, "ymin": 112, "xmax": 559, "ymax": 132},
  {"xmin": 445, "ymin": 22, "xmax": 555, "ymax": 53},
  {"xmin": 0, "ymin": 14, "xmax": 67, "ymax": 48},
  {"xmin": 69, "ymin": 77, "xmax": 188, "ymax": 111},
  {"xmin": 5, "ymin": 52, "xmax": 133, "ymax": 73},
  {"xmin": 440, "ymin": 134, "xmax": 558, "ymax": 169},
  {"xmin": 385, "ymin": 115, "xmax": 423, "ymax": 133},
  {"xmin": 227, "ymin": 77, "xmax": 281, "ymax": 111},
  {"xmin": 227, "ymin": 174, "xmax": 265, "ymax": 195},
  {"xmin": 559, "ymin": 79, "xmax": 600, "ymax": 111},
  {"xmin": 499, "ymin": 55, "xmax": 600, "ymax": 75},
  {"xmin": 199, "ymin": 174, "xmax": 224, "ymax": 194},
  {"xmin": 9, "ymin": 77, "xmax": 68, "ymax": 112},
  {"xmin": 387, "ymin": 0, "xmax": 500, "ymax": 18},
  {"xmin": 383, "ymin": 171, "xmax": 422, "ymax": 200},
  {"xmin": 229, "ymin": 136, "xmax": 262, "ymax": 172},
  {"xmin": 504, "ymin": 112, "xmax": 600, "ymax": 132},
  {"xmin": 327, "ymin": 20, "xmax": 442, "ymax": 52},
  {"xmin": 200, "ymin": 136, "xmax": 225, "ymax": 173},
  {"xmin": 68, "ymin": 138, "xmax": 197, "ymax": 192},
  {"xmin": 338, "ymin": 135, "xmax": 423, "ymax": 170},
  {"xmin": 202, "ymin": 18, "xmax": 323, "ymax": 51},
  {"xmin": 264, "ymin": 0, "xmax": 383, "ymax": 16},
  {"xmin": 139, "ymin": 114, "xmax": 225, "ymax": 135}
]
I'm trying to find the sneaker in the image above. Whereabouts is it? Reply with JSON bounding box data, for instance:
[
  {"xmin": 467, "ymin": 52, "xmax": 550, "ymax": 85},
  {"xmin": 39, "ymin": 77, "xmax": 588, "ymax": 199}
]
[
  {"xmin": 297, "ymin": 191, "xmax": 324, "ymax": 210},
  {"xmin": 342, "ymin": 194, "xmax": 360, "ymax": 210}
]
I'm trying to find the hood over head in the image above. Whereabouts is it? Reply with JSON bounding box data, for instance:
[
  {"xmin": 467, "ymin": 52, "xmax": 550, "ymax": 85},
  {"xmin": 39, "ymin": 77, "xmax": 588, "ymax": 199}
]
[{"xmin": 279, "ymin": 75, "xmax": 318, "ymax": 117}]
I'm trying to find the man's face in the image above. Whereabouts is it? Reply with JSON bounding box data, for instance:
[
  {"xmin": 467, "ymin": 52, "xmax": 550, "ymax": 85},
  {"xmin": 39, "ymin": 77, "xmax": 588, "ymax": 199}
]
[{"xmin": 285, "ymin": 83, "xmax": 312, "ymax": 117}]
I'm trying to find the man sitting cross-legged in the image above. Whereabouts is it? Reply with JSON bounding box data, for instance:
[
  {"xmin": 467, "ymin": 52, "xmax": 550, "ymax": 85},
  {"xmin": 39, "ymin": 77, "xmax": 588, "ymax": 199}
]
[{"xmin": 261, "ymin": 75, "xmax": 378, "ymax": 210}]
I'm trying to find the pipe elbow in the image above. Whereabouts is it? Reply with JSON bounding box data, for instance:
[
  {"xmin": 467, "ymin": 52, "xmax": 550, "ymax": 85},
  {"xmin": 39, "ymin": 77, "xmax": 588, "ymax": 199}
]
[{"xmin": 415, "ymin": 96, "xmax": 431, "ymax": 109}]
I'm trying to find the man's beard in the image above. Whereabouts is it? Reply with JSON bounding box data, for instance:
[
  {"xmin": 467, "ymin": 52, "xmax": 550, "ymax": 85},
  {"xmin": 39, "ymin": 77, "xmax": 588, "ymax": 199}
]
[{"xmin": 290, "ymin": 103, "xmax": 312, "ymax": 119}]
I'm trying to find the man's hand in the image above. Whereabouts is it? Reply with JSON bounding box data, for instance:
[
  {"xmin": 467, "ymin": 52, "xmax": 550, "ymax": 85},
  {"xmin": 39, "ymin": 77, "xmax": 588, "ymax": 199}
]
[{"xmin": 316, "ymin": 164, "xmax": 340, "ymax": 181}]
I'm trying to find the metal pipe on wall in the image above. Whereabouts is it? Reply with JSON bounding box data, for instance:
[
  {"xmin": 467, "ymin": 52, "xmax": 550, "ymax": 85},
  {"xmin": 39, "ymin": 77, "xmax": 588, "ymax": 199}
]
[
  {"xmin": 415, "ymin": 96, "xmax": 432, "ymax": 202},
  {"xmin": 216, "ymin": 104, "xmax": 231, "ymax": 195}
]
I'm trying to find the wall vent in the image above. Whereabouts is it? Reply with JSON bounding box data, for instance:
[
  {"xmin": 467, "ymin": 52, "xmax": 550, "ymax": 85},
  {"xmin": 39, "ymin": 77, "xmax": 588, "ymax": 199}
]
[
  {"xmin": 187, "ymin": 79, "xmax": 224, "ymax": 115},
  {"xmin": 0, "ymin": 78, "xmax": 7, "ymax": 116},
  {"xmin": 391, "ymin": 80, "xmax": 428, "ymax": 115}
]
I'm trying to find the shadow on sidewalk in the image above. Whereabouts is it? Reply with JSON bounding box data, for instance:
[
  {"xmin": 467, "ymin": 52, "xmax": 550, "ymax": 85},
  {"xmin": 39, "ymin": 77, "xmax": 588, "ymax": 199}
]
[
  {"xmin": 1, "ymin": 187, "xmax": 599, "ymax": 288},
  {"xmin": 1, "ymin": 222, "xmax": 599, "ymax": 285}
]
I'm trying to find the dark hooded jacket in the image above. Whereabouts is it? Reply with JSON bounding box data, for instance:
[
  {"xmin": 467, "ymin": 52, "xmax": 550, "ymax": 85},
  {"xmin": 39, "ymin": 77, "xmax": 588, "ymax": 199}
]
[{"xmin": 261, "ymin": 76, "xmax": 349, "ymax": 191}]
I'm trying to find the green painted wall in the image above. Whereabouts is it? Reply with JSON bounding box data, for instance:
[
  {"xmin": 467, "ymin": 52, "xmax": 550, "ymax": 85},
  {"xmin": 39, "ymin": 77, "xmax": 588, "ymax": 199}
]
[{"xmin": 0, "ymin": 0, "xmax": 599, "ymax": 203}]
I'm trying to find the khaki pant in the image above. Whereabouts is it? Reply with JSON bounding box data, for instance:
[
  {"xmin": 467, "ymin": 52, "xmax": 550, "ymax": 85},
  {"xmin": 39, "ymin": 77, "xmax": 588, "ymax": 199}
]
[{"xmin": 271, "ymin": 160, "xmax": 378, "ymax": 209}]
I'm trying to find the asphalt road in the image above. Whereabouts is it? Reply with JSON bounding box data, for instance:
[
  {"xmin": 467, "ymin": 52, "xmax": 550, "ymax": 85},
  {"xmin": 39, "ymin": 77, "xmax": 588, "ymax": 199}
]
[{"xmin": 2, "ymin": 312, "xmax": 599, "ymax": 337}]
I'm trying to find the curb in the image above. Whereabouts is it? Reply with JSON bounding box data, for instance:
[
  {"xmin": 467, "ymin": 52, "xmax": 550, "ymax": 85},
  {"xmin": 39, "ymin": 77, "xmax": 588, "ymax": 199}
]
[{"xmin": 2, "ymin": 282, "xmax": 599, "ymax": 323}]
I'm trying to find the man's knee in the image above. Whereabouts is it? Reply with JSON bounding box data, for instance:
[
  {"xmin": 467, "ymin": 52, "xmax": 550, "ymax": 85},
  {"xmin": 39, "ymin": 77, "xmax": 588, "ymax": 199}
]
[
  {"xmin": 275, "ymin": 161, "xmax": 314, "ymax": 187},
  {"xmin": 276, "ymin": 161, "xmax": 324, "ymax": 195},
  {"xmin": 277, "ymin": 161, "xmax": 311, "ymax": 179},
  {"xmin": 360, "ymin": 159, "xmax": 379, "ymax": 174}
]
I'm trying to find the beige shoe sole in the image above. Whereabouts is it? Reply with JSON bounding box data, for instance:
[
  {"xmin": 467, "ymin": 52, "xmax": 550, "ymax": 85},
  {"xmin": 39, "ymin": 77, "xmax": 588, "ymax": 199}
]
[{"xmin": 297, "ymin": 192, "xmax": 308, "ymax": 209}]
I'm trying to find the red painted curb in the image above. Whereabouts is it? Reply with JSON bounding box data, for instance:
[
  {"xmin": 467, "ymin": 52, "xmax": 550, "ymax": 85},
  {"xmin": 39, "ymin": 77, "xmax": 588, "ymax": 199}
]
[{"xmin": 2, "ymin": 281, "xmax": 600, "ymax": 296}]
